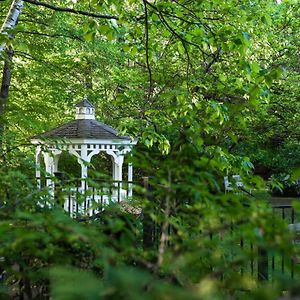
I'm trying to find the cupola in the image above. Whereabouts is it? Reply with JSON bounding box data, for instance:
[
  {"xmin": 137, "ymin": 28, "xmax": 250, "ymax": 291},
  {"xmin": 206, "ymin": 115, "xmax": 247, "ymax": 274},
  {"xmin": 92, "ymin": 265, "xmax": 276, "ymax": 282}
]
[{"xmin": 75, "ymin": 96, "xmax": 95, "ymax": 120}]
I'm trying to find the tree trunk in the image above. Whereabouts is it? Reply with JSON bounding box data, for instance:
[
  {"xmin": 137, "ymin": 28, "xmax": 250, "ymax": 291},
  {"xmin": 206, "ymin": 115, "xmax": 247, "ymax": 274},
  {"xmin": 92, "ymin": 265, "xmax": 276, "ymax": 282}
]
[
  {"xmin": 0, "ymin": 0, "xmax": 24, "ymax": 151},
  {"xmin": 0, "ymin": 48, "xmax": 13, "ymax": 113},
  {"xmin": 0, "ymin": 0, "xmax": 24, "ymax": 55},
  {"xmin": 0, "ymin": 47, "xmax": 13, "ymax": 151}
]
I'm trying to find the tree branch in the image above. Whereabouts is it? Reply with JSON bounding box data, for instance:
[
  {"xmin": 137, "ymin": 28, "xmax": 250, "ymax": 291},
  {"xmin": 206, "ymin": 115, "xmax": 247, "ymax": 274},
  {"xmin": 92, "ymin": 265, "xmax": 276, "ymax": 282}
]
[
  {"xmin": 19, "ymin": 16, "xmax": 49, "ymax": 27},
  {"xmin": 14, "ymin": 50, "xmax": 82, "ymax": 83},
  {"xmin": 145, "ymin": 1, "xmax": 209, "ymax": 57},
  {"xmin": 171, "ymin": 0, "xmax": 215, "ymax": 33},
  {"xmin": 23, "ymin": 0, "xmax": 118, "ymax": 20},
  {"xmin": 142, "ymin": 0, "xmax": 153, "ymax": 102},
  {"xmin": 17, "ymin": 30, "xmax": 84, "ymax": 41}
]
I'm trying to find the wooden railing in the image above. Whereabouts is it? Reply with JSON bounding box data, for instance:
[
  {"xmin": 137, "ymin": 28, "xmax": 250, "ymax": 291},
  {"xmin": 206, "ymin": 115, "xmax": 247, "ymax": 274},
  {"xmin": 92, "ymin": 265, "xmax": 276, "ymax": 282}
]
[{"xmin": 36, "ymin": 177, "xmax": 137, "ymax": 217}]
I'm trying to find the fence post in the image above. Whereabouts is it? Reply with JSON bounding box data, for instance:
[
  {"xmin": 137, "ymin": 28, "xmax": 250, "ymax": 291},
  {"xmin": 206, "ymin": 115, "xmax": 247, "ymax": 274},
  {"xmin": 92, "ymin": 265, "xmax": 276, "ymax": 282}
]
[
  {"xmin": 142, "ymin": 177, "xmax": 154, "ymax": 249},
  {"xmin": 258, "ymin": 246, "xmax": 268, "ymax": 281}
]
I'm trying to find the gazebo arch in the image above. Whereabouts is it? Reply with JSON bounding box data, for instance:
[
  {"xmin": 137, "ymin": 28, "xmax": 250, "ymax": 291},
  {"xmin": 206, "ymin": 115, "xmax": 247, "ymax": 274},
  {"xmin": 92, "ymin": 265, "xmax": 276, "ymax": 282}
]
[{"xmin": 31, "ymin": 97, "xmax": 137, "ymax": 204}]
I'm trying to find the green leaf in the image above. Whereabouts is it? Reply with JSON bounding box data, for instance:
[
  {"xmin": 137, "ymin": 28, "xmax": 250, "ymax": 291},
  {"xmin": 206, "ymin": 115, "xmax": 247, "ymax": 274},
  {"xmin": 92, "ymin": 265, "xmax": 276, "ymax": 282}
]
[
  {"xmin": 249, "ymin": 84, "xmax": 260, "ymax": 99},
  {"xmin": 177, "ymin": 42, "xmax": 185, "ymax": 55},
  {"xmin": 291, "ymin": 168, "xmax": 300, "ymax": 181},
  {"xmin": 84, "ymin": 31, "xmax": 95, "ymax": 42},
  {"xmin": 251, "ymin": 62, "xmax": 260, "ymax": 74},
  {"xmin": 123, "ymin": 44, "xmax": 130, "ymax": 52}
]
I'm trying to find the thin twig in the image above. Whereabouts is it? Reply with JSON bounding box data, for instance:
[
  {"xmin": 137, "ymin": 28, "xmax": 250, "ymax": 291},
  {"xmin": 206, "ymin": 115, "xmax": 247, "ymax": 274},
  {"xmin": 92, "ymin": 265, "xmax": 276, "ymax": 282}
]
[
  {"xmin": 145, "ymin": 1, "xmax": 209, "ymax": 57},
  {"xmin": 24, "ymin": 0, "xmax": 118, "ymax": 20},
  {"xmin": 181, "ymin": 41, "xmax": 191, "ymax": 92},
  {"xmin": 17, "ymin": 30, "xmax": 84, "ymax": 41},
  {"xmin": 170, "ymin": 0, "xmax": 215, "ymax": 33}
]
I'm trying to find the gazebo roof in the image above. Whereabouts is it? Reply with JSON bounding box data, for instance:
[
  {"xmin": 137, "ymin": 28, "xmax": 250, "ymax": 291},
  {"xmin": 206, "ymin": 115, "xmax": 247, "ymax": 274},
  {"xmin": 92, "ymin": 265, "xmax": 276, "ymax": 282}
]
[
  {"xmin": 35, "ymin": 119, "xmax": 131, "ymax": 140},
  {"xmin": 33, "ymin": 98, "xmax": 132, "ymax": 141}
]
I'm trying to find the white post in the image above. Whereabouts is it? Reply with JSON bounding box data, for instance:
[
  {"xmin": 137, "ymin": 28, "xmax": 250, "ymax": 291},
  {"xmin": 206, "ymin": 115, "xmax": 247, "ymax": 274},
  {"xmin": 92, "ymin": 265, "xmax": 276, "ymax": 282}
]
[
  {"xmin": 116, "ymin": 155, "xmax": 123, "ymax": 201},
  {"xmin": 111, "ymin": 156, "xmax": 115, "ymax": 180},
  {"xmin": 107, "ymin": 150, "xmax": 124, "ymax": 201},
  {"xmin": 128, "ymin": 162, "xmax": 133, "ymax": 197},
  {"xmin": 76, "ymin": 161, "xmax": 88, "ymax": 214},
  {"xmin": 35, "ymin": 147, "xmax": 41, "ymax": 189},
  {"xmin": 77, "ymin": 145, "xmax": 89, "ymax": 213},
  {"xmin": 53, "ymin": 154, "xmax": 60, "ymax": 173},
  {"xmin": 115, "ymin": 156, "xmax": 124, "ymax": 181},
  {"xmin": 112, "ymin": 158, "xmax": 115, "ymax": 180},
  {"xmin": 79, "ymin": 145, "xmax": 89, "ymax": 192},
  {"xmin": 43, "ymin": 152, "xmax": 55, "ymax": 197},
  {"xmin": 80, "ymin": 162, "xmax": 88, "ymax": 191}
]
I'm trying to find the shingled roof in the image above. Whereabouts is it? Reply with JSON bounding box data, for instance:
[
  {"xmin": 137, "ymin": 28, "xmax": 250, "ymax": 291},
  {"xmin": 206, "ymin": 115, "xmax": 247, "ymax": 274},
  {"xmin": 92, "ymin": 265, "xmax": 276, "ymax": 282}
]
[
  {"xmin": 35, "ymin": 119, "xmax": 131, "ymax": 140},
  {"xmin": 33, "ymin": 98, "xmax": 131, "ymax": 141}
]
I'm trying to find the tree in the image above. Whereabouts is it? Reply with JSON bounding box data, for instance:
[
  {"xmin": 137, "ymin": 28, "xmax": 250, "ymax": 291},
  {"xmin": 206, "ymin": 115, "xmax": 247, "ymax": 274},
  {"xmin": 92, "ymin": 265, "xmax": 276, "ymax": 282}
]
[
  {"xmin": 232, "ymin": 1, "xmax": 300, "ymax": 192},
  {"xmin": 0, "ymin": 0, "xmax": 299, "ymax": 299}
]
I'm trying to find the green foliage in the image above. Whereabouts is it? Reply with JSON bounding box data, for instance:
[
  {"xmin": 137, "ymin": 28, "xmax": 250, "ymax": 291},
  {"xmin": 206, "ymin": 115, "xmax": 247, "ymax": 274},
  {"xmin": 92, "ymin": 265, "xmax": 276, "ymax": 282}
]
[
  {"xmin": 0, "ymin": 0, "xmax": 299, "ymax": 299},
  {"xmin": 0, "ymin": 154, "xmax": 299, "ymax": 299}
]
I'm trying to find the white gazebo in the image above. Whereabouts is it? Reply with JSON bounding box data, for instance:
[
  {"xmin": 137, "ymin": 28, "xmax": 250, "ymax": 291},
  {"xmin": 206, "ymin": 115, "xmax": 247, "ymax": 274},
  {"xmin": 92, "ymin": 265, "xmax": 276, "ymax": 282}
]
[{"xmin": 31, "ymin": 97, "xmax": 137, "ymax": 213}]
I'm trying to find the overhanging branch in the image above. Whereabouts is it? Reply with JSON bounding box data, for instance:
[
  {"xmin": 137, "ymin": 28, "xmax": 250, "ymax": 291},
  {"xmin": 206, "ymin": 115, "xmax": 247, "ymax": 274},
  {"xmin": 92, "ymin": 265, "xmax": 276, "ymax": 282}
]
[
  {"xmin": 24, "ymin": 0, "xmax": 118, "ymax": 20},
  {"xmin": 18, "ymin": 30, "xmax": 84, "ymax": 41},
  {"xmin": 142, "ymin": 0, "xmax": 153, "ymax": 102}
]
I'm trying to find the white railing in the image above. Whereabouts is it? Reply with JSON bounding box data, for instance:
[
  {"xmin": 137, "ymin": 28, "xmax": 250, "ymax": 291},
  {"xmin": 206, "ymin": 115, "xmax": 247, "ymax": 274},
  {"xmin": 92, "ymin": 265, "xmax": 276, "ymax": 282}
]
[{"xmin": 37, "ymin": 178, "xmax": 134, "ymax": 217}]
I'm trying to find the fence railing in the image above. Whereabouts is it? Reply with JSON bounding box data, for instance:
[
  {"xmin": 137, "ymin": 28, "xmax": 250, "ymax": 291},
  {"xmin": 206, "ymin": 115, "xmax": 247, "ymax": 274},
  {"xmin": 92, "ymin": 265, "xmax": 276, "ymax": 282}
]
[
  {"xmin": 36, "ymin": 177, "xmax": 138, "ymax": 217},
  {"xmin": 270, "ymin": 204, "xmax": 299, "ymax": 281},
  {"xmin": 140, "ymin": 183, "xmax": 300, "ymax": 284},
  {"xmin": 35, "ymin": 176, "xmax": 300, "ymax": 283}
]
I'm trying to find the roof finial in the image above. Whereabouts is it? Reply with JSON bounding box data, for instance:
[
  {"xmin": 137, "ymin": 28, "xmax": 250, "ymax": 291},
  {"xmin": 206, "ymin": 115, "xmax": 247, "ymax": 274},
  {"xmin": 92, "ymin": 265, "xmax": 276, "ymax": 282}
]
[{"xmin": 75, "ymin": 96, "xmax": 95, "ymax": 120}]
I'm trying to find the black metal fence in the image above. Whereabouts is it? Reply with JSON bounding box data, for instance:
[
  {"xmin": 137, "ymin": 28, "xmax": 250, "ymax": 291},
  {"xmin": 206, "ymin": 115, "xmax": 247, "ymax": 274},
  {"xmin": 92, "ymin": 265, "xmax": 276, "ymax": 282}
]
[
  {"xmin": 269, "ymin": 204, "xmax": 299, "ymax": 281},
  {"xmin": 36, "ymin": 176, "xmax": 300, "ymax": 283},
  {"xmin": 140, "ymin": 179, "xmax": 300, "ymax": 283},
  {"xmin": 143, "ymin": 203, "xmax": 300, "ymax": 283}
]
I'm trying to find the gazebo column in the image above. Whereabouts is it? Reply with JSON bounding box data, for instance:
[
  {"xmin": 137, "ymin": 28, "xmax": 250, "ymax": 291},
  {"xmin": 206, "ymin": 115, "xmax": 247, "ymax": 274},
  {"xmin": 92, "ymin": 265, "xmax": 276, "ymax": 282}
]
[
  {"xmin": 128, "ymin": 162, "xmax": 133, "ymax": 197},
  {"xmin": 115, "ymin": 155, "xmax": 123, "ymax": 200},
  {"xmin": 51, "ymin": 149, "xmax": 62, "ymax": 176},
  {"xmin": 114, "ymin": 155, "xmax": 124, "ymax": 181},
  {"xmin": 78, "ymin": 157, "xmax": 89, "ymax": 214},
  {"xmin": 79, "ymin": 161, "xmax": 88, "ymax": 191},
  {"xmin": 111, "ymin": 156, "xmax": 115, "ymax": 180},
  {"xmin": 106, "ymin": 150, "xmax": 123, "ymax": 182},
  {"xmin": 53, "ymin": 154, "xmax": 60, "ymax": 173},
  {"xmin": 78, "ymin": 145, "xmax": 89, "ymax": 192},
  {"xmin": 112, "ymin": 163, "xmax": 118, "ymax": 181},
  {"xmin": 108, "ymin": 152, "xmax": 124, "ymax": 200},
  {"xmin": 43, "ymin": 152, "xmax": 55, "ymax": 196},
  {"xmin": 35, "ymin": 146, "xmax": 41, "ymax": 189}
]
